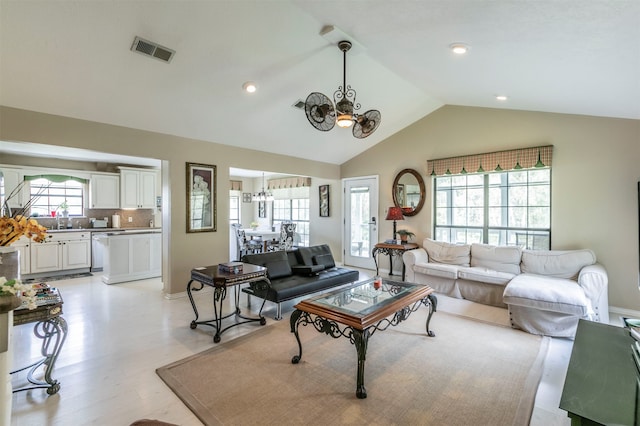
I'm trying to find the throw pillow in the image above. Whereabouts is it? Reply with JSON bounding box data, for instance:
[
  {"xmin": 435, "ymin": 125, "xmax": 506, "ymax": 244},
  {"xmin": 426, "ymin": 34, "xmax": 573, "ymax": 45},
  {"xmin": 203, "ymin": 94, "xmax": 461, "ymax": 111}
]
[
  {"xmin": 313, "ymin": 253, "xmax": 335, "ymax": 269},
  {"xmin": 265, "ymin": 259, "xmax": 292, "ymax": 279}
]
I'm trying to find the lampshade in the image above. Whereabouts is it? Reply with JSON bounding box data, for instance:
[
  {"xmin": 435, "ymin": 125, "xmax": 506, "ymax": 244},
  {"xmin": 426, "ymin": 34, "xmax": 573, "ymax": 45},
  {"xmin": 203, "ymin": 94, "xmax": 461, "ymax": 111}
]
[{"xmin": 385, "ymin": 207, "xmax": 404, "ymax": 221}]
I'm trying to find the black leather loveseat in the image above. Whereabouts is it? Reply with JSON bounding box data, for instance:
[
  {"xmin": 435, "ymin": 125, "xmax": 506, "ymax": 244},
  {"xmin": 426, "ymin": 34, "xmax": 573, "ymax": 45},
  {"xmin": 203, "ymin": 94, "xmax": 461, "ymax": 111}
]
[{"xmin": 241, "ymin": 244, "xmax": 359, "ymax": 319}]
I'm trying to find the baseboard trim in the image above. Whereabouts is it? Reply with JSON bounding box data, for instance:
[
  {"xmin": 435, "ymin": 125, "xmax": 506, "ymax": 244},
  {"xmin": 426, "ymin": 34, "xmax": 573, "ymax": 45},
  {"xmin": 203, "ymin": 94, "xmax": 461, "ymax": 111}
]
[{"xmin": 609, "ymin": 305, "xmax": 640, "ymax": 323}]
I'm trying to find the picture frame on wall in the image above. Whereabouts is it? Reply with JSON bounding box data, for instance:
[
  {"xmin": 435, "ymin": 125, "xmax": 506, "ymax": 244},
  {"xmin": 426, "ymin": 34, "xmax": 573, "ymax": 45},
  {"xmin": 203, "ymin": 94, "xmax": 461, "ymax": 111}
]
[
  {"xmin": 242, "ymin": 193, "xmax": 252, "ymax": 203},
  {"xmin": 186, "ymin": 162, "xmax": 216, "ymax": 233},
  {"xmin": 319, "ymin": 184, "xmax": 330, "ymax": 217},
  {"xmin": 258, "ymin": 201, "xmax": 266, "ymax": 218}
]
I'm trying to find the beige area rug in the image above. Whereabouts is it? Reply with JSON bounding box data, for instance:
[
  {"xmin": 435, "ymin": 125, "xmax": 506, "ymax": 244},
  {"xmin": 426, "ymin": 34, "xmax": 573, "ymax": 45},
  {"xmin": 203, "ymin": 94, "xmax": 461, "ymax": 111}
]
[{"xmin": 157, "ymin": 310, "xmax": 548, "ymax": 426}]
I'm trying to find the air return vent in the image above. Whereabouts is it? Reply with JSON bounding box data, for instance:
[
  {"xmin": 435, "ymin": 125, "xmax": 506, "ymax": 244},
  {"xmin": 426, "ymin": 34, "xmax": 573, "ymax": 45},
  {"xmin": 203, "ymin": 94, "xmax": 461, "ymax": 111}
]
[{"xmin": 131, "ymin": 36, "xmax": 175, "ymax": 63}]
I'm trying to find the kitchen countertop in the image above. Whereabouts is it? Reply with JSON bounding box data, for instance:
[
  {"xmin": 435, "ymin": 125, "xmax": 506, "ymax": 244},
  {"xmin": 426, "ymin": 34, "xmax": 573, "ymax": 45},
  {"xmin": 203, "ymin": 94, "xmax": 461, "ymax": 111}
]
[{"xmin": 47, "ymin": 227, "xmax": 162, "ymax": 234}]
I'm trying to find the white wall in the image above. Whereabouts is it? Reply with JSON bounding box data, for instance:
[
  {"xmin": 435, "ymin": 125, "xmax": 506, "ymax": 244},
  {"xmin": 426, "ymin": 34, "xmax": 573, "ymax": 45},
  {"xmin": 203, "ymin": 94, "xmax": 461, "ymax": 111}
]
[{"xmin": 342, "ymin": 105, "xmax": 640, "ymax": 312}]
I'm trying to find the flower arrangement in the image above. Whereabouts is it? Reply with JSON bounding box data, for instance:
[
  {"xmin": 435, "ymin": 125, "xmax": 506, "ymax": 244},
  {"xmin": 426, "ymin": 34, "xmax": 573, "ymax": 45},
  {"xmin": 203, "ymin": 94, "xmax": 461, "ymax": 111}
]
[
  {"xmin": 0, "ymin": 277, "xmax": 37, "ymax": 310},
  {"xmin": 1, "ymin": 180, "xmax": 48, "ymax": 246},
  {"xmin": 250, "ymin": 221, "xmax": 259, "ymax": 229}
]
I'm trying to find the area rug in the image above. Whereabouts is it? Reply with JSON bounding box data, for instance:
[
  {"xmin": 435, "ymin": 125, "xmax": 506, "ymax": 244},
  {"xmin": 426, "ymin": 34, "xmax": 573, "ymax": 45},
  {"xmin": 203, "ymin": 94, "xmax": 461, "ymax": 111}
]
[
  {"xmin": 23, "ymin": 272, "xmax": 93, "ymax": 283},
  {"xmin": 157, "ymin": 311, "xmax": 548, "ymax": 426}
]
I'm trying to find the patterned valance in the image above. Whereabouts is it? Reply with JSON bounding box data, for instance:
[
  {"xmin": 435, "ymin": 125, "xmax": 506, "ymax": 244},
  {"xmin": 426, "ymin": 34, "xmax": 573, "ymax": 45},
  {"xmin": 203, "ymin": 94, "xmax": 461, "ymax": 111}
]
[
  {"xmin": 427, "ymin": 145, "xmax": 553, "ymax": 176},
  {"xmin": 24, "ymin": 174, "xmax": 88, "ymax": 184},
  {"xmin": 268, "ymin": 176, "xmax": 311, "ymax": 189},
  {"xmin": 229, "ymin": 180, "xmax": 242, "ymax": 191}
]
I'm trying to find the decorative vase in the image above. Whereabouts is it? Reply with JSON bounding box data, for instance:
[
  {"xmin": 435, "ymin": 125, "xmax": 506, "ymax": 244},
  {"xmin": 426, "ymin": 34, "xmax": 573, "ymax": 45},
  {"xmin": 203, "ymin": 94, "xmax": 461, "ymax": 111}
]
[
  {"xmin": 0, "ymin": 246, "xmax": 20, "ymax": 283},
  {"xmin": 0, "ymin": 246, "xmax": 19, "ymax": 426}
]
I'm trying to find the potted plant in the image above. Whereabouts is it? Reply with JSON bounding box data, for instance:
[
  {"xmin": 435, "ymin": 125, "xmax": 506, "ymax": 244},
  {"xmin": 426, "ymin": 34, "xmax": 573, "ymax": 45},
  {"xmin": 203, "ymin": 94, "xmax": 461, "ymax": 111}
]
[
  {"xmin": 58, "ymin": 201, "xmax": 69, "ymax": 218},
  {"xmin": 396, "ymin": 229, "xmax": 415, "ymax": 243}
]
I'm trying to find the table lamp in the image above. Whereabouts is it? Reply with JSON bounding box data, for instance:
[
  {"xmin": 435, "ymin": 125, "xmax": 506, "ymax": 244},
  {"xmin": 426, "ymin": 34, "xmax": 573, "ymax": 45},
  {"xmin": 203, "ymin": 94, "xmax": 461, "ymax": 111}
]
[{"xmin": 385, "ymin": 206, "xmax": 404, "ymax": 241}]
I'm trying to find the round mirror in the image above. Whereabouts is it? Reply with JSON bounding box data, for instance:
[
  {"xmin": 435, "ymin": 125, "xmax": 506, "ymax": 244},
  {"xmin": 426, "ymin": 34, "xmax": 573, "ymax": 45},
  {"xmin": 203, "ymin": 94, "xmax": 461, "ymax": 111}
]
[{"xmin": 392, "ymin": 168, "xmax": 425, "ymax": 216}]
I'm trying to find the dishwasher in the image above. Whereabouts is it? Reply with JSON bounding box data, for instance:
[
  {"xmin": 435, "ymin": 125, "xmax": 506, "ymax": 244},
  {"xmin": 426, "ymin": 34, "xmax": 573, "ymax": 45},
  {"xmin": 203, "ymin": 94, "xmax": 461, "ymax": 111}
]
[{"xmin": 91, "ymin": 232, "xmax": 106, "ymax": 271}]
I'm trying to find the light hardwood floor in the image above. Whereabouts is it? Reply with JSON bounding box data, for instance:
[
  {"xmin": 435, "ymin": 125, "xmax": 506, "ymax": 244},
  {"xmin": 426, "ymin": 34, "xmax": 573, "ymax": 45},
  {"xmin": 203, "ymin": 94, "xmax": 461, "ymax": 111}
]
[{"xmin": 9, "ymin": 270, "xmax": 590, "ymax": 425}]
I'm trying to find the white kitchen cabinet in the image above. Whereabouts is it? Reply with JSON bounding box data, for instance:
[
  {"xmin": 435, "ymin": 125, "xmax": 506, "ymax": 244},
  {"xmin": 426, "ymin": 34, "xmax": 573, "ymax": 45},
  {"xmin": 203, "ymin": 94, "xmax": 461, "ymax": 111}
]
[
  {"xmin": 0, "ymin": 167, "xmax": 27, "ymax": 210},
  {"xmin": 89, "ymin": 173, "xmax": 120, "ymax": 208},
  {"xmin": 30, "ymin": 232, "xmax": 91, "ymax": 274},
  {"xmin": 13, "ymin": 237, "xmax": 31, "ymax": 275},
  {"xmin": 100, "ymin": 231, "xmax": 161, "ymax": 284},
  {"xmin": 119, "ymin": 167, "xmax": 158, "ymax": 209}
]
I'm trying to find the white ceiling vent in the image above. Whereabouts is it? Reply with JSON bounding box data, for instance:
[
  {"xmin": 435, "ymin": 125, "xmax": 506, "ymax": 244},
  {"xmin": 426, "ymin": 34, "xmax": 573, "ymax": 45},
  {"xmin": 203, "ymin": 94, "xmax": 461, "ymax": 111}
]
[{"xmin": 131, "ymin": 36, "xmax": 175, "ymax": 63}]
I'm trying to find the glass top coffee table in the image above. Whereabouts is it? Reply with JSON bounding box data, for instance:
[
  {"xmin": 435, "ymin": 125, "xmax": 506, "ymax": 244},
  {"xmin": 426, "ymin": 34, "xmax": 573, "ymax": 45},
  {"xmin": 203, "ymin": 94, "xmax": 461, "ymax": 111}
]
[{"xmin": 290, "ymin": 277, "xmax": 437, "ymax": 399}]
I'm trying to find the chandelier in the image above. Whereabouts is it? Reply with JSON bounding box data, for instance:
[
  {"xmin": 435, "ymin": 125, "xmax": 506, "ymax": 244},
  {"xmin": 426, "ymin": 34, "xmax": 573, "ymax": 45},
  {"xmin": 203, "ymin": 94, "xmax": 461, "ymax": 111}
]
[
  {"xmin": 252, "ymin": 173, "xmax": 273, "ymax": 202},
  {"xmin": 304, "ymin": 40, "xmax": 381, "ymax": 139}
]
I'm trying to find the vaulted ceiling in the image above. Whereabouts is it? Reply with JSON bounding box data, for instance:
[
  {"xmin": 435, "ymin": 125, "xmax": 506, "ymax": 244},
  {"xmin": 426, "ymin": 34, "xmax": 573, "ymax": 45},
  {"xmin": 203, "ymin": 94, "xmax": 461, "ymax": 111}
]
[{"xmin": 1, "ymin": 1, "xmax": 638, "ymax": 165}]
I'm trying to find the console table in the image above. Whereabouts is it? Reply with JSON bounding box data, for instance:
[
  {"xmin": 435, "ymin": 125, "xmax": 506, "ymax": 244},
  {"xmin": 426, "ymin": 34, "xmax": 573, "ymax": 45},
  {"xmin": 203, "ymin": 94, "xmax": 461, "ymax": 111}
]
[
  {"xmin": 11, "ymin": 288, "xmax": 67, "ymax": 395},
  {"xmin": 187, "ymin": 263, "xmax": 269, "ymax": 343},
  {"xmin": 559, "ymin": 319, "xmax": 636, "ymax": 425},
  {"xmin": 372, "ymin": 242, "xmax": 419, "ymax": 281}
]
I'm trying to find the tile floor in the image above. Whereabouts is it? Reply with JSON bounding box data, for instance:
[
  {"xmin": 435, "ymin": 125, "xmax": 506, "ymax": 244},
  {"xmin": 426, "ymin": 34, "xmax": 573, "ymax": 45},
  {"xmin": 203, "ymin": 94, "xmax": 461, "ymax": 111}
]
[{"xmin": 7, "ymin": 271, "xmax": 613, "ymax": 425}]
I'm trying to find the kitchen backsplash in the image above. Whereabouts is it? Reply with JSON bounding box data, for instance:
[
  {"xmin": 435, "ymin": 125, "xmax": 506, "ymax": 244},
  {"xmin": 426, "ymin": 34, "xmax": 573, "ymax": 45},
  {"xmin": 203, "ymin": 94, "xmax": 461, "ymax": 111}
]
[{"xmin": 35, "ymin": 208, "xmax": 158, "ymax": 230}]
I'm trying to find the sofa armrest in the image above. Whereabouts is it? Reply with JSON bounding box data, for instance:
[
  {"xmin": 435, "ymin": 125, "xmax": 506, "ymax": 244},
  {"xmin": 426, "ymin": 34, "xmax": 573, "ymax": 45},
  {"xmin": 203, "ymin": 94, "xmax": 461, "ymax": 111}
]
[
  {"xmin": 402, "ymin": 248, "xmax": 429, "ymax": 282},
  {"xmin": 577, "ymin": 263, "xmax": 609, "ymax": 323},
  {"xmin": 291, "ymin": 264, "xmax": 325, "ymax": 276}
]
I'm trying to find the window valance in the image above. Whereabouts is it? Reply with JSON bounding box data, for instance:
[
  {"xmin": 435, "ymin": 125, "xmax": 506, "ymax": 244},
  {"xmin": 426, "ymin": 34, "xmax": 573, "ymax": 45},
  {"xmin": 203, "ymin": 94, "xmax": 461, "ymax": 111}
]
[
  {"xmin": 24, "ymin": 174, "xmax": 88, "ymax": 184},
  {"xmin": 268, "ymin": 176, "xmax": 311, "ymax": 189},
  {"xmin": 229, "ymin": 180, "xmax": 243, "ymax": 191},
  {"xmin": 427, "ymin": 145, "xmax": 553, "ymax": 176}
]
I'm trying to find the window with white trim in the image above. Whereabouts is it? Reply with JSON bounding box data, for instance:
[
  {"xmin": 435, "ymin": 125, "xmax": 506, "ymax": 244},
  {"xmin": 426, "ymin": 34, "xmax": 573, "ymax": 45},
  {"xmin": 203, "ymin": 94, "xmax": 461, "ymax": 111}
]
[
  {"xmin": 273, "ymin": 199, "xmax": 309, "ymax": 247},
  {"xmin": 29, "ymin": 178, "xmax": 85, "ymax": 217},
  {"xmin": 434, "ymin": 168, "xmax": 551, "ymax": 249},
  {"xmin": 229, "ymin": 195, "xmax": 240, "ymax": 224}
]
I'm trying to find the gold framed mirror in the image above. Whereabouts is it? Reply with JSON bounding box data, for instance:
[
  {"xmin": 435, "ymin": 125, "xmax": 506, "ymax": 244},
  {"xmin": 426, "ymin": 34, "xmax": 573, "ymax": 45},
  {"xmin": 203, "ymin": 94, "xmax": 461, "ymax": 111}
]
[{"xmin": 392, "ymin": 168, "xmax": 425, "ymax": 216}]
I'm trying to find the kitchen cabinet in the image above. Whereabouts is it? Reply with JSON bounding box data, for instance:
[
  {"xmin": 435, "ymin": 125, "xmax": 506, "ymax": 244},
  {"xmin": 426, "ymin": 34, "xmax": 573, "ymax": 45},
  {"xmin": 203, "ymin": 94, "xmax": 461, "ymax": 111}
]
[
  {"xmin": 30, "ymin": 232, "xmax": 91, "ymax": 274},
  {"xmin": 13, "ymin": 236, "xmax": 31, "ymax": 275},
  {"xmin": 0, "ymin": 167, "xmax": 27, "ymax": 210},
  {"xmin": 119, "ymin": 167, "xmax": 158, "ymax": 209},
  {"xmin": 98, "ymin": 231, "xmax": 161, "ymax": 284},
  {"xmin": 89, "ymin": 173, "xmax": 119, "ymax": 208}
]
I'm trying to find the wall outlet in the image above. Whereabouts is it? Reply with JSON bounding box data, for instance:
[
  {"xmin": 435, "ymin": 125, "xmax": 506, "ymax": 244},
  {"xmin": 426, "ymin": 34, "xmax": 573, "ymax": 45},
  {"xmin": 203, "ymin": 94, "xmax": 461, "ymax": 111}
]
[{"xmin": 128, "ymin": 217, "xmax": 133, "ymax": 223}]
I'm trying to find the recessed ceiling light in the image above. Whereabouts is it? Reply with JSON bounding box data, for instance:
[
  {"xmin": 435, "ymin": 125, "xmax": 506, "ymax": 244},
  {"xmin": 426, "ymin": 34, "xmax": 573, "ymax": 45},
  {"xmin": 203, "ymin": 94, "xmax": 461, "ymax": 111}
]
[
  {"xmin": 449, "ymin": 43, "xmax": 469, "ymax": 55},
  {"xmin": 242, "ymin": 81, "xmax": 257, "ymax": 93},
  {"xmin": 495, "ymin": 95, "xmax": 508, "ymax": 101}
]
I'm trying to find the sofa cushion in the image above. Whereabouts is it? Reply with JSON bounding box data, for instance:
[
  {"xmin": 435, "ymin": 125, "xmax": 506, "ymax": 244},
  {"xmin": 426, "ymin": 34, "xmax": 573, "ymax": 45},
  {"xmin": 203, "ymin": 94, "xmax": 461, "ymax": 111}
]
[
  {"xmin": 458, "ymin": 266, "xmax": 515, "ymax": 286},
  {"xmin": 521, "ymin": 249, "xmax": 596, "ymax": 280},
  {"xmin": 503, "ymin": 274, "xmax": 589, "ymax": 316},
  {"xmin": 413, "ymin": 262, "xmax": 459, "ymax": 280},
  {"xmin": 313, "ymin": 253, "xmax": 336, "ymax": 269},
  {"xmin": 470, "ymin": 244, "xmax": 521, "ymax": 274},
  {"xmin": 296, "ymin": 244, "xmax": 332, "ymax": 266},
  {"xmin": 423, "ymin": 239, "xmax": 471, "ymax": 266},
  {"xmin": 265, "ymin": 259, "xmax": 292, "ymax": 279}
]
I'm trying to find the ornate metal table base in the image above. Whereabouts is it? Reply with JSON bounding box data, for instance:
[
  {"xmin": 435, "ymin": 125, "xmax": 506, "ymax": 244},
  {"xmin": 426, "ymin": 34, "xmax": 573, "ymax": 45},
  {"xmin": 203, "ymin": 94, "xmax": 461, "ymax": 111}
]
[
  {"xmin": 11, "ymin": 316, "xmax": 68, "ymax": 395},
  {"xmin": 290, "ymin": 293, "xmax": 437, "ymax": 399},
  {"xmin": 187, "ymin": 279, "xmax": 267, "ymax": 343},
  {"xmin": 372, "ymin": 243, "xmax": 419, "ymax": 281}
]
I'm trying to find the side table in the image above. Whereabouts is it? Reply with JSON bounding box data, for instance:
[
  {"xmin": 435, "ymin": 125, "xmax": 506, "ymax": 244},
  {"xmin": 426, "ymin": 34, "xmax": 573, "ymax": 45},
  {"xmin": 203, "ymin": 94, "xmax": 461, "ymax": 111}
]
[
  {"xmin": 187, "ymin": 263, "xmax": 269, "ymax": 343},
  {"xmin": 372, "ymin": 242, "xmax": 419, "ymax": 281},
  {"xmin": 11, "ymin": 287, "xmax": 67, "ymax": 395}
]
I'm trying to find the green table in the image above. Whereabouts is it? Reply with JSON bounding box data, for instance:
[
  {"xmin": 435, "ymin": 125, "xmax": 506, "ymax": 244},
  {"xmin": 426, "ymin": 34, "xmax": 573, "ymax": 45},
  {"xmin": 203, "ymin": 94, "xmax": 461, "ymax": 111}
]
[{"xmin": 560, "ymin": 319, "xmax": 637, "ymax": 425}]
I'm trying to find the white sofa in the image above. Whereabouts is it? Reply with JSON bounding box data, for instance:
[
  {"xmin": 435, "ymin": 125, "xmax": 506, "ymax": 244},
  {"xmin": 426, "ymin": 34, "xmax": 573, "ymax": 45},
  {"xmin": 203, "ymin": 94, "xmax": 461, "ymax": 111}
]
[{"xmin": 403, "ymin": 239, "xmax": 609, "ymax": 338}]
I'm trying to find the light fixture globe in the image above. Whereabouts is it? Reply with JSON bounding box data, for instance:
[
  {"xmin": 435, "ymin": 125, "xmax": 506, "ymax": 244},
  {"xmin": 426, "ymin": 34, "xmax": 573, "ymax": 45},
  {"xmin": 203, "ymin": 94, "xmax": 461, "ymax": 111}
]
[
  {"xmin": 303, "ymin": 39, "xmax": 380, "ymax": 138},
  {"xmin": 336, "ymin": 98, "xmax": 354, "ymax": 128}
]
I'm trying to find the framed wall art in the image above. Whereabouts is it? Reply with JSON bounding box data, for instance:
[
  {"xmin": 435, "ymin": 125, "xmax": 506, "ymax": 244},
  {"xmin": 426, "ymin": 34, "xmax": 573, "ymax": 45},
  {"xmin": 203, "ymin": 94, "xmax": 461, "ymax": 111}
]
[
  {"xmin": 186, "ymin": 162, "xmax": 216, "ymax": 233},
  {"xmin": 242, "ymin": 193, "xmax": 252, "ymax": 203},
  {"xmin": 319, "ymin": 184, "xmax": 330, "ymax": 217},
  {"xmin": 258, "ymin": 201, "xmax": 266, "ymax": 218}
]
